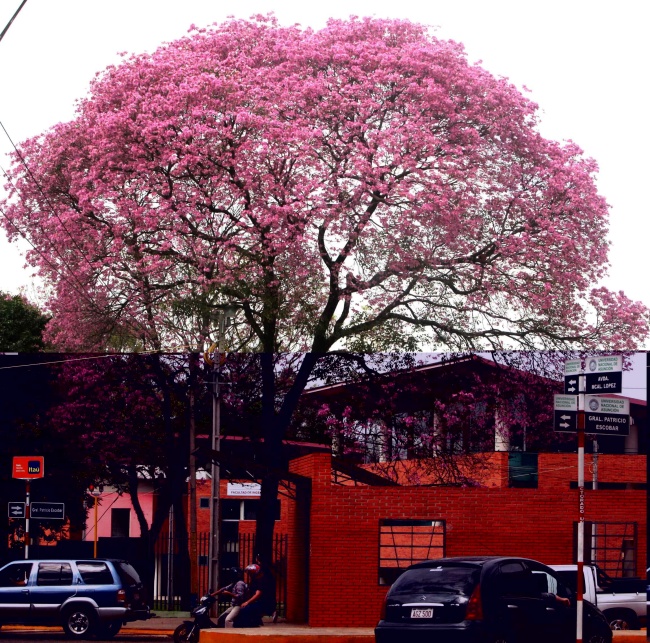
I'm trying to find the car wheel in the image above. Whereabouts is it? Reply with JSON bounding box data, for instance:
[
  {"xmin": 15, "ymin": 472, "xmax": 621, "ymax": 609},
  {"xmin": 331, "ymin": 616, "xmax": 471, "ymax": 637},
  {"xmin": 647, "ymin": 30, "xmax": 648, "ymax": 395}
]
[
  {"xmin": 96, "ymin": 620, "xmax": 122, "ymax": 639},
  {"xmin": 605, "ymin": 610, "xmax": 638, "ymax": 630},
  {"xmin": 62, "ymin": 606, "xmax": 95, "ymax": 639}
]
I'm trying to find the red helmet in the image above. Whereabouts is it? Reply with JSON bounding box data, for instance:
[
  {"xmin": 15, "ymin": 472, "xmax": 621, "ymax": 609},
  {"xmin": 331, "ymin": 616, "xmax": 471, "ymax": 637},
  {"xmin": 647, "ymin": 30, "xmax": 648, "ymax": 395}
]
[{"xmin": 244, "ymin": 564, "xmax": 260, "ymax": 575}]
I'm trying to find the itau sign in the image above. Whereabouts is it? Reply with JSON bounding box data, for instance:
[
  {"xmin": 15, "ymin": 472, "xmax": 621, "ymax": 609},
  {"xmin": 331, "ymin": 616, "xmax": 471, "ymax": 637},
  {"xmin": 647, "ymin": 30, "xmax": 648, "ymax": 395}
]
[{"xmin": 12, "ymin": 456, "xmax": 44, "ymax": 479}]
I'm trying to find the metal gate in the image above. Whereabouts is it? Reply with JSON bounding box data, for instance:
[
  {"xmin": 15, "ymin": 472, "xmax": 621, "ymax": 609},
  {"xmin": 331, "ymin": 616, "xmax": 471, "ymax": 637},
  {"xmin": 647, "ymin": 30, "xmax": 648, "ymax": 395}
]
[
  {"xmin": 153, "ymin": 531, "xmax": 288, "ymax": 614},
  {"xmin": 574, "ymin": 521, "xmax": 638, "ymax": 577}
]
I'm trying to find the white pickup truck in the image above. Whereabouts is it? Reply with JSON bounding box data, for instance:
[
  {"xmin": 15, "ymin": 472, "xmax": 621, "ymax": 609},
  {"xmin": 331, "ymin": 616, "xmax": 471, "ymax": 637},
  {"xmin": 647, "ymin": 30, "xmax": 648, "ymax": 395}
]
[{"xmin": 551, "ymin": 564, "xmax": 646, "ymax": 631}]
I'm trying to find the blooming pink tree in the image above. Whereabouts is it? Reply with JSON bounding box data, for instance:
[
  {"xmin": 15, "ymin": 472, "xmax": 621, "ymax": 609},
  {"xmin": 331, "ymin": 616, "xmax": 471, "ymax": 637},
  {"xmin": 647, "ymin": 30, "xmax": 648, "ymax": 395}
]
[
  {"xmin": 3, "ymin": 16, "xmax": 648, "ymax": 564},
  {"xmin": 3, "ymin": 16, "xmax": 646, "ymax": 354}
]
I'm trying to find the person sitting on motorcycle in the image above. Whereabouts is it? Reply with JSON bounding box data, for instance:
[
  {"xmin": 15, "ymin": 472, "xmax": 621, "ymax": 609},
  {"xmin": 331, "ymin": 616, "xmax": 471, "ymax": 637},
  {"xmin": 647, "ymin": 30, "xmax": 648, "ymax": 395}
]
[
  {"xmin": 215, "ymin": 567, "xmax": 248, "ymax": 628},
  {"xmin": 235, "ymin": 563, "xmax": 276, "ymax": 627}
]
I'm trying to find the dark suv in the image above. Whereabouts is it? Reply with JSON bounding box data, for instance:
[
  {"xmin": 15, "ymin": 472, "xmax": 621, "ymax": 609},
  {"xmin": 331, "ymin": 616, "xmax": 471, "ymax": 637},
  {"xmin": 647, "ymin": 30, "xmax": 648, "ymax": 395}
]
[
  {"xmin": 375, "ymin": 556, "xmax": 612, "ymax": 643},
  {"xmin": 0, "ymin": 558, "xmax": 151, "ymax": 638}
]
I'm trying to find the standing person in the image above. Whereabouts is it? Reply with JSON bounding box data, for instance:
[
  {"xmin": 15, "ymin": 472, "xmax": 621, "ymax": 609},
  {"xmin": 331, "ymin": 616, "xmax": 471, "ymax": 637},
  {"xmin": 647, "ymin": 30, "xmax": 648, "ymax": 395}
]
[
  {"xmin": 215, "ymin": 567, "xmax": 248, "ymax": 628},
  {"xmin": 235, "ymin": 563, "xmax": 276, "ymax": 627}
]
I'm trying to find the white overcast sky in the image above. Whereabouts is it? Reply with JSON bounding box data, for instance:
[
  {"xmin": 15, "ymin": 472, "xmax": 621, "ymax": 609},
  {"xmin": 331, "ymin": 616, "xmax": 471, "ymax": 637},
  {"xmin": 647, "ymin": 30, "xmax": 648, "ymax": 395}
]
[{"xmin": 0, "ymin": 0, "xmax": 649, "ymax": 315}]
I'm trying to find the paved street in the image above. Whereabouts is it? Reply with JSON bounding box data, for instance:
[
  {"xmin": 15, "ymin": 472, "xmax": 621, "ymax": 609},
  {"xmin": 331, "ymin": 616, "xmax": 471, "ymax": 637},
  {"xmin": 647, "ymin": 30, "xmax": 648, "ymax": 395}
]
[{"xmin": 0, "ymin": 624, "xmax": 644, "ymax": 643}]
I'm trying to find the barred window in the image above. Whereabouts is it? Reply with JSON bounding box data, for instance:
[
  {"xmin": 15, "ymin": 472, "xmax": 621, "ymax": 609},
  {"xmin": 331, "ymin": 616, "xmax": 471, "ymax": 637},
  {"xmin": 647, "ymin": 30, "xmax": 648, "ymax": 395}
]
[{"xmin": 378, "ymin": 519, "xmax": 445, "ymax": 585}]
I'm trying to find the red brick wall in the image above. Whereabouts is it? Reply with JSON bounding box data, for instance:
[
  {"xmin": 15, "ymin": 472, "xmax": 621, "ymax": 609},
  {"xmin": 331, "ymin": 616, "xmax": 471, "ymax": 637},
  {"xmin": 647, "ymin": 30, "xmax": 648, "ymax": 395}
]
[{"xmin": 288, "ymin": 453, "xmax": 647, "ymax": 627}]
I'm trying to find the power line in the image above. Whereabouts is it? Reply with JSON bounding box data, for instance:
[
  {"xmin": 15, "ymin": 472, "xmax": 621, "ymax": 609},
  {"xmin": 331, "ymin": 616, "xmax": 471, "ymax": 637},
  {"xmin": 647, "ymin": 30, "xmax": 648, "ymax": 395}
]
[
  {"xmin": 0, "ymin": 120, "xmax": 120, "ymax": 286},
  {"xmin": 0, "ymin": 348, "xmax": 198, "ymax": 370},
  {"xmin": 0, "ymin": 0, "xmax": 28, "ymax": 46}
]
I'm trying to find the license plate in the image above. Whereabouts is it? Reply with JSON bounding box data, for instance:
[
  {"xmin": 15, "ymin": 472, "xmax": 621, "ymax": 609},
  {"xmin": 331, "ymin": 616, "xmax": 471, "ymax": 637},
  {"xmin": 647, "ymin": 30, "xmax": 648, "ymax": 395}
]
[{"xmin": 410, "ymin": 608, "xmax": 433, "ymax": 618}]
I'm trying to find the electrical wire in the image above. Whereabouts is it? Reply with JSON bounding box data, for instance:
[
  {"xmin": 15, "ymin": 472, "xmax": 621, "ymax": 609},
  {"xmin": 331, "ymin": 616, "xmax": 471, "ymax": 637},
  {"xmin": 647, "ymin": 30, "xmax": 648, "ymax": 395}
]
[{"xmin": 0, "ymin": 0, "xmax": 28, "ymax": 46}]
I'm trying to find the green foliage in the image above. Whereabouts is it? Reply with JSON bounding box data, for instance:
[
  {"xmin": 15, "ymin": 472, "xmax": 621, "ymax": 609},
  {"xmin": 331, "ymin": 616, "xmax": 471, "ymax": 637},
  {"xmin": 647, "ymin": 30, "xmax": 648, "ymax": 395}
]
[{"xmin": 0, "ymin": 292, "xmax": 49, "ymax": 352}]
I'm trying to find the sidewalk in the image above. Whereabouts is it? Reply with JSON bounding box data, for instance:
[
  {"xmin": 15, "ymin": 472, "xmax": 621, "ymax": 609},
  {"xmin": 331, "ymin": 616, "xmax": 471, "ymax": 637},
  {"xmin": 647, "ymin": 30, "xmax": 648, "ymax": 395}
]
[
  {"xmin": 197, "ymin": 624, "xmax": 646, "ymax": 643},
  {"xmin": 121, "ymin": 612, "xmax": 186, "ymax": 635}
]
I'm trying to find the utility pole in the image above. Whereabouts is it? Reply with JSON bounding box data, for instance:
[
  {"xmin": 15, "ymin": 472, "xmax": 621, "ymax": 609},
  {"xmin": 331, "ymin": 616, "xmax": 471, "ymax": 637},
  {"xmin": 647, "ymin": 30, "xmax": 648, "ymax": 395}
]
[
  {"xmin": 206, "ymin": 305, "xmax": 238, "ymax": 596},
  {"xmin": 576, "ymin": 380, "xmax": 585, "ymax": 643}
]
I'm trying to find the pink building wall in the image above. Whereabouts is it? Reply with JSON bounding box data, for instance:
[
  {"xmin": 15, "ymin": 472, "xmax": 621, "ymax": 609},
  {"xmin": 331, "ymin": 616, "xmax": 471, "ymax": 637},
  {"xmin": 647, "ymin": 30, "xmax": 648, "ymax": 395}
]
[{"xmin": 83, "ymin": 483, "xmax": 156, "ymax": 540}]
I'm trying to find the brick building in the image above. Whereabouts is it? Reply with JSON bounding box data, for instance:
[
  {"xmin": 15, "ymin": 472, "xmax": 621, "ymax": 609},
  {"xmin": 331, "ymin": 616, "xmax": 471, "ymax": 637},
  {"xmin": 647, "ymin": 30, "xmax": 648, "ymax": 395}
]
[
  {"xmin": 183, "ymin": 448, "xmax": 646, "ymax": 627},
  {"xmin": 86, "ymin": 354, "xmax": 647, "ymax": 623},
  {"xmin": 283, "ymin": 451, "xmax": 646, "ymax": 626}
]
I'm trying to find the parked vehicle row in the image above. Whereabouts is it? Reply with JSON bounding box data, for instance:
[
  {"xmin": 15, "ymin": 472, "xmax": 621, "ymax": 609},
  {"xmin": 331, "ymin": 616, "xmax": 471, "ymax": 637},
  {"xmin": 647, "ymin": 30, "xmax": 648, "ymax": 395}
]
[
  {"xmin": 551, "ymin": 563, "xmax": 646, "ymax": 630},
  {"xmin": 0, "ymin": 558, "xmax": 151, "ymax": 639},
  {"xmin": 375, "ymin": 556, "xmax": 613, "ymax": 643}
]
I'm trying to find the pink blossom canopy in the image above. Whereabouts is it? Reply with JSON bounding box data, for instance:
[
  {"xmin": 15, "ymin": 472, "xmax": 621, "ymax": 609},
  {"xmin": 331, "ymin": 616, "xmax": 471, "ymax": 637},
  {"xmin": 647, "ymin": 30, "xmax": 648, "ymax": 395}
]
[{"xmin": 2, "ymin": 16, "xmax": 647, "ymax": 350}]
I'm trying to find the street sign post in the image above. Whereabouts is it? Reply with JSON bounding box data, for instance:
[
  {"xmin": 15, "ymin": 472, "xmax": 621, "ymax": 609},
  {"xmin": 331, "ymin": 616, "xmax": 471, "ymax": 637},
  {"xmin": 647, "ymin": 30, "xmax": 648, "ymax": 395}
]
[
  {"xmin": 554, "ymin": 394, "xmax": 578, "ymax": 432},
  {"xmin": 585, "ymin": 355, "xmax": 622, "ymax": 374},
  {"xmin": 585, "ymin": 371, "xmax": 622, "ymax": 394},
  {"xmin": 12, "ymin": 456, "xmax": 44, "ymax": 479},
  {"xmin": 30, "ymin": 502, "xmax": 65, "ymax": 520},
  {"xmin": 585, "ymin": 396, "xmax": 629, "ymax": 415},
  {"xmin": 584, "ymin": 414, "xmax": 630, "ymax": 436},
  {"xmin": 584, "ymin": 395, "xmax": 630, "ymax": 436},
  {"xmin": 11, "ymin": 456, "xmax": 45, "ymax": 560},
  {"xmin": 8, "ymin": 502, "xmax": 25, "ymax": 518},
  {"xmin": 563, "ymin": 360, "xmax": 582, "ymax": 394},
  {"xmin": 558, "ymin": 355, "xmax": 626, "ymax": 643},
  {"xmin": 564, "ymin": 376, "xmax": 580, "ymax": 394}
]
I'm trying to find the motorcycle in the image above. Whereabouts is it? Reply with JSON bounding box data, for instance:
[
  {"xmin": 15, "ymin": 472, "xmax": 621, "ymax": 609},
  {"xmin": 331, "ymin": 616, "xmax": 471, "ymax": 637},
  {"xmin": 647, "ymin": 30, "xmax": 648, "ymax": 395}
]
[{"xmin": 173, "ymin": 592, "xmax": 218, "ymax": 643}]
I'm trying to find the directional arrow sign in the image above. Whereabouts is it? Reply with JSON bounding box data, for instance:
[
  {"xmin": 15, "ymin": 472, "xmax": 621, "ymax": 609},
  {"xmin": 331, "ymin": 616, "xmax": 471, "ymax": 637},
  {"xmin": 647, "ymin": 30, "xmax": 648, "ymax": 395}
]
[
  {"xmin": 554, "ymin": 410, "xmax": 577, "ymax": 432},
  {"xmin": 563, "ymin": 376, "xmax": 580, "ymax": 394},
  {"xmin": 8, "ymin": 502, "xmax": 25, "ymax": 518},
  {"xmin": 554, "ymin": 395, "xmax": 578, "ymax": 432},
  {"xmin": 30, "ymin": 502, "xmax": 65, "ymax": 520}
]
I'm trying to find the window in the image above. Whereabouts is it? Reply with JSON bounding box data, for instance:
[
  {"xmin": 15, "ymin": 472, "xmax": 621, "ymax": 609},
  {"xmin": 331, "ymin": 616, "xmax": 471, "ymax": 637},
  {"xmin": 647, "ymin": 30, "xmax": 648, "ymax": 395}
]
[
  {"xmin": 0, "ymin": 563, "xmax": 32, "ymax": 587},
  {"xmin": 495, "ymin": 561, "xmax": 532, "ymax": 597},
  {"xmin": 508, "ymin": 452, "xmax": 538, "ymax": 488},
  {"xmin": 222, "ymin": 500, "xmax": 241, "ymax": 520},
  {"xmin": 77, "ymin": 562, "xmax": 114, "ymax": 585},
  {"xmin": 531, "ymin": 570, "xmax": 558, "ymax": 595},
  {"xmin": 573, "ymin": 521, "xmax": 638, "ymax": 577},
  {"xmin": 378, "ymin": 519, "xmax": 445, "ymax": 585},
  {"xmin": 37, "ymin": 562, "xmax": 73, "ymax": 586},
  {"xmin": 221, "ymin": 499, "xmax": 281, "ymax": 521},
  {"xmin": 111, "ymin": 508, "xmax": 130, "ymax": 537},
  {"xmin": 199, "ymin": 497, "xmax": 210, "ymax": 509}
]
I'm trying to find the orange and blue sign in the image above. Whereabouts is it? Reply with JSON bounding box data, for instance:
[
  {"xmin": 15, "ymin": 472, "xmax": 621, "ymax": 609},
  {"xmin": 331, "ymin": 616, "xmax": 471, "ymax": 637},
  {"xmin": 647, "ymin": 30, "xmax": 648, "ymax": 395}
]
[{"xmin": 12, "ymin": 456, "xmax": 44, "ymax": 479}]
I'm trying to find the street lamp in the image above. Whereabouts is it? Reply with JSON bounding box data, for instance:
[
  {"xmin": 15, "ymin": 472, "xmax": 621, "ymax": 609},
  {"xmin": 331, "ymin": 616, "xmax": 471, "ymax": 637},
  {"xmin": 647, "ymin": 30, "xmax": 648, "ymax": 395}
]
[{"xmin": 205, "ymin": 305, "xmax": 239, "ymax": 595}]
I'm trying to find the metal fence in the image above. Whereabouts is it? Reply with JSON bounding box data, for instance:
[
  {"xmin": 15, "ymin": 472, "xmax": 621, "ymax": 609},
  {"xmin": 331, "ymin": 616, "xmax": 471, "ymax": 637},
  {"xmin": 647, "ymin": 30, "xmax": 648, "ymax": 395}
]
[{"xmin": 153, "ymin": 531, "xmax": 288, "ymax": 615}]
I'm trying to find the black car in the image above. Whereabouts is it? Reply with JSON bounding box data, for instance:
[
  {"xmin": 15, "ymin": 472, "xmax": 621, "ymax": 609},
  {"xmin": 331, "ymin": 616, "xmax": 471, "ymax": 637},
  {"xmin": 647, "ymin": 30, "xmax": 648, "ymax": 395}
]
[{"xmin": 375, "ymin": 556, "xmax": 612, "ymax": 643}]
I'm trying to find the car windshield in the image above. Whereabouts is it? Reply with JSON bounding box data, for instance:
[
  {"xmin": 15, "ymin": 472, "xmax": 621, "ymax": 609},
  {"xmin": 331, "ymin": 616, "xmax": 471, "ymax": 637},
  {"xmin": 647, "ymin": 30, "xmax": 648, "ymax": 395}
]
[{"xmin": 389, "ymin": 566, "xmax": 479, "ymax": 595}]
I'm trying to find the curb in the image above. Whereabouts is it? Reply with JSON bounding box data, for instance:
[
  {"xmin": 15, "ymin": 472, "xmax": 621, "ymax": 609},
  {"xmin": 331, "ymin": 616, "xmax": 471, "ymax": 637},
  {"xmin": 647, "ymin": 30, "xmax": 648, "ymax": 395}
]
[{"xmin": 612, "ymin": 633, "xmax": 646, "ymax": 643}]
